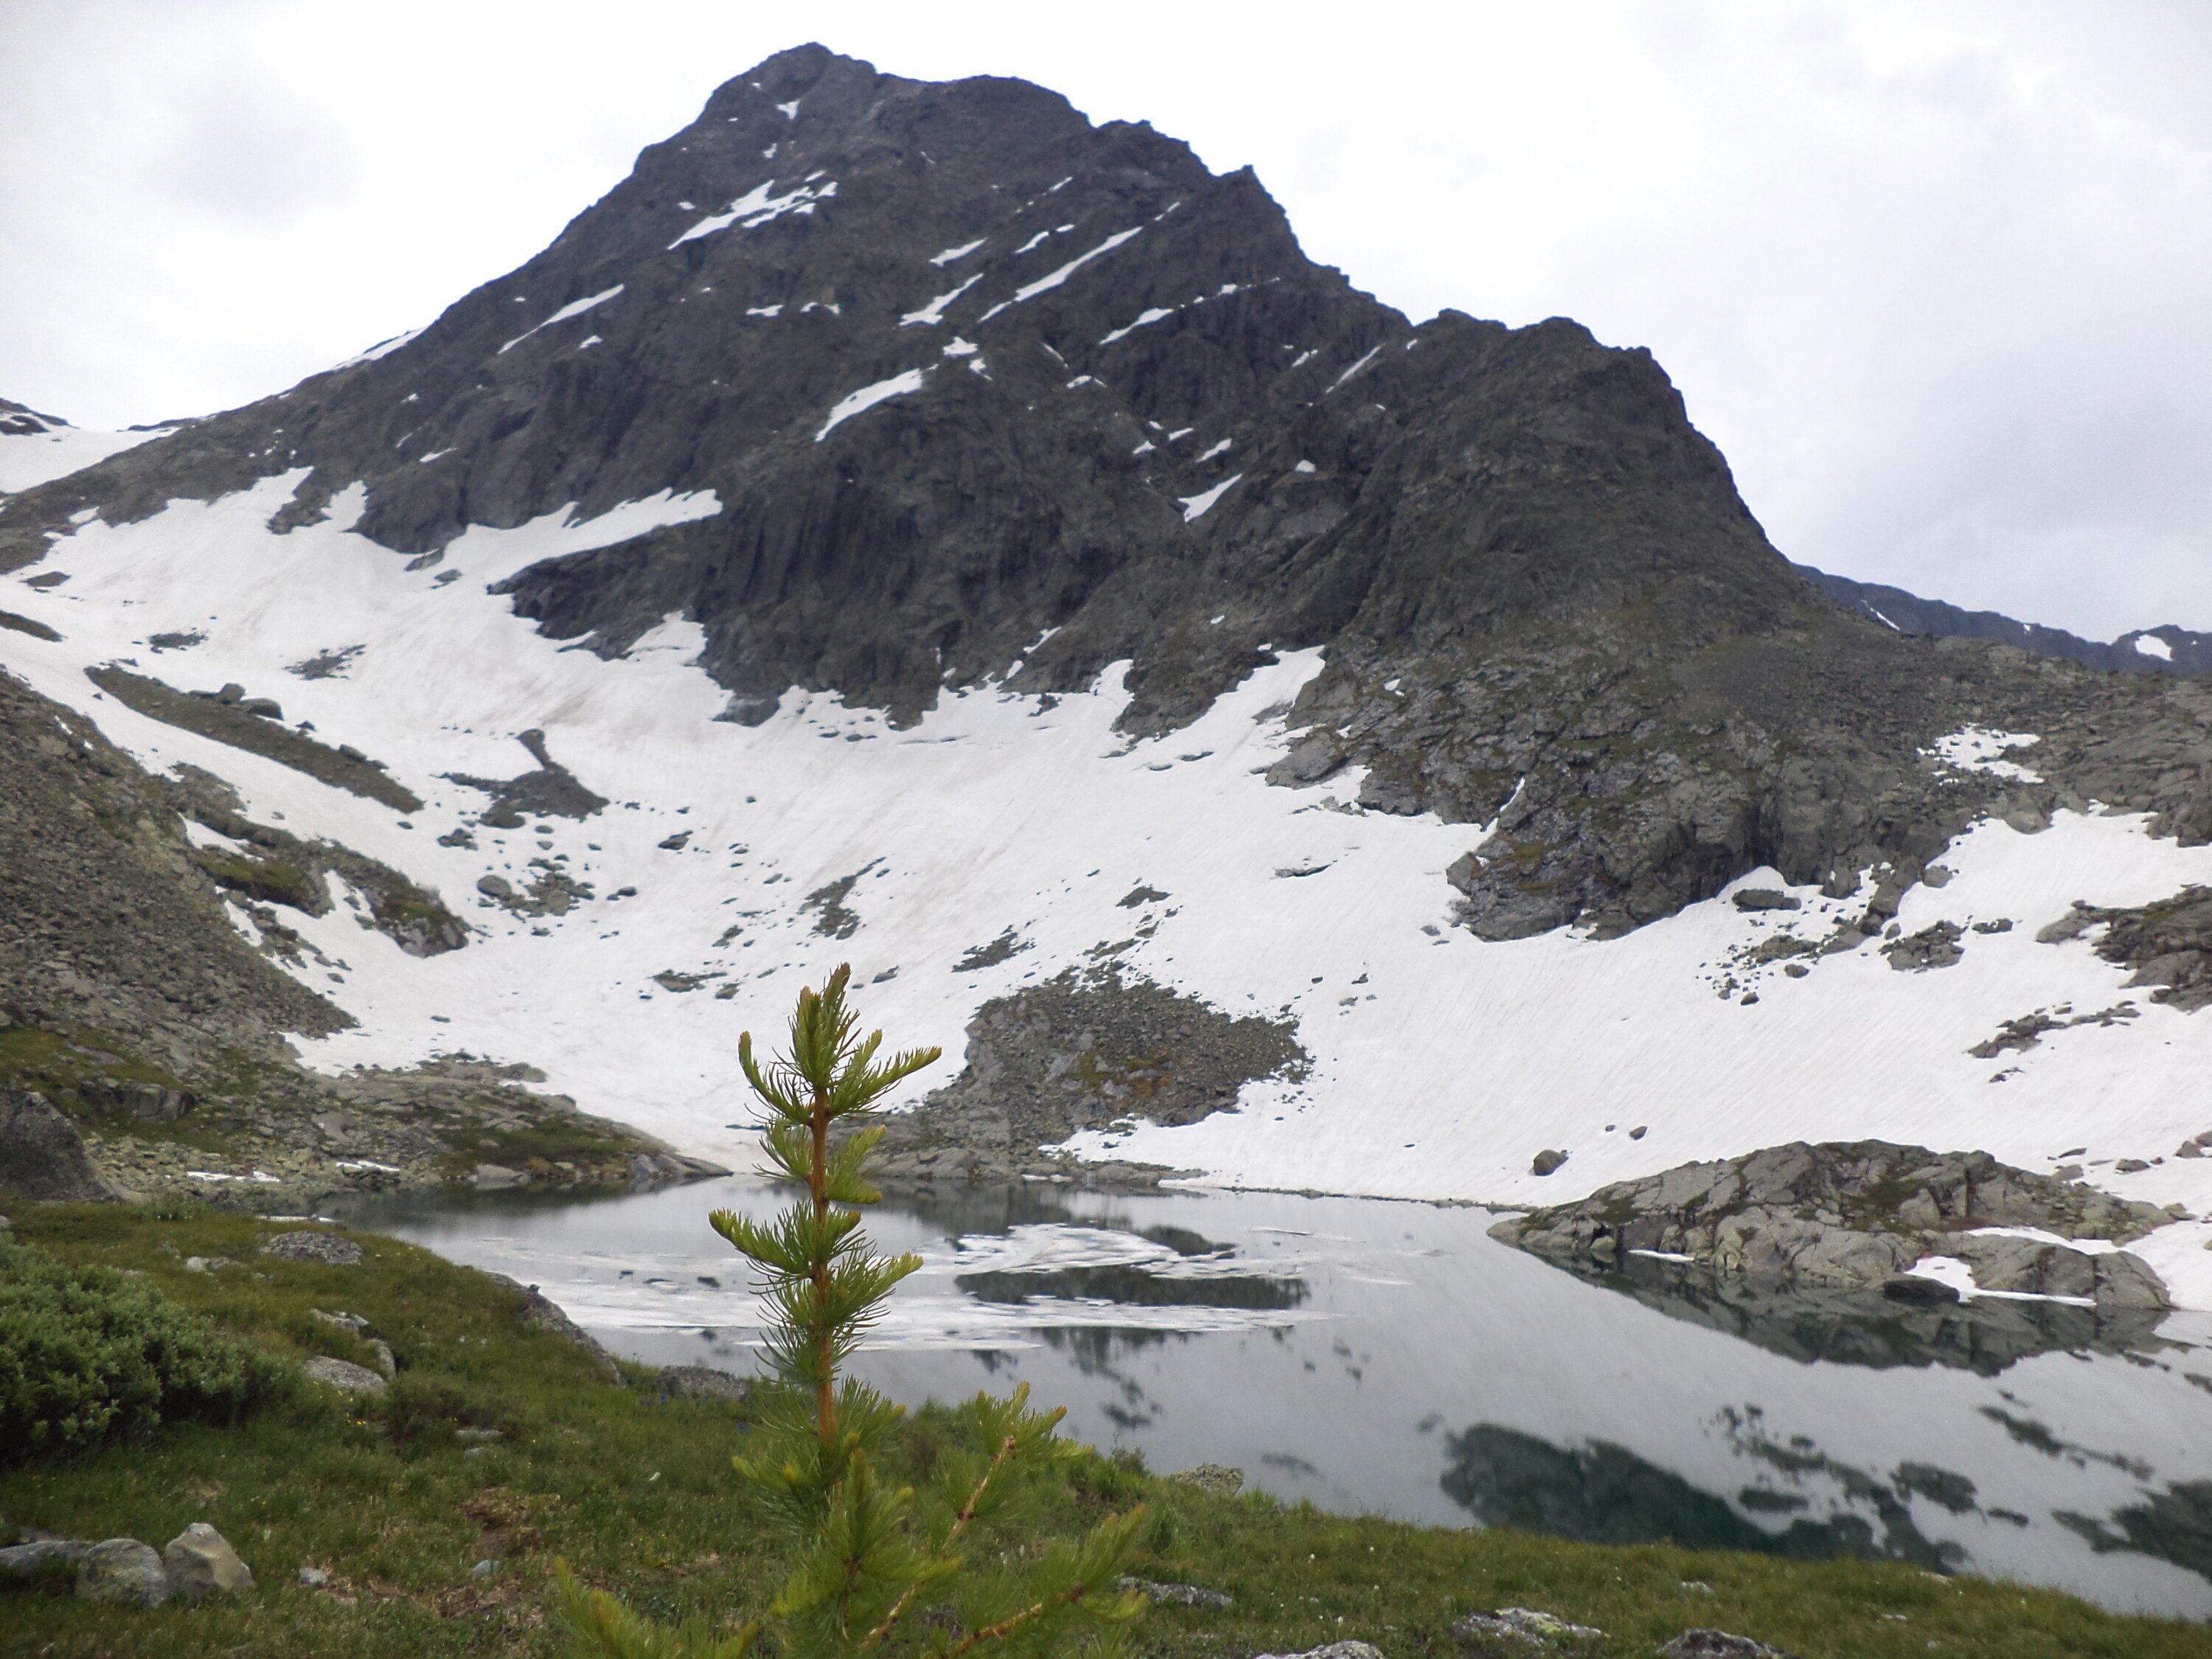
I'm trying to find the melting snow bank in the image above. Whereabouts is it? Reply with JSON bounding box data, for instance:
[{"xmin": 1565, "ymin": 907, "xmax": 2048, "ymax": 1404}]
[{"xmin": 5, "ymin": 473, "xmax": 2212, "ymax": 1307}]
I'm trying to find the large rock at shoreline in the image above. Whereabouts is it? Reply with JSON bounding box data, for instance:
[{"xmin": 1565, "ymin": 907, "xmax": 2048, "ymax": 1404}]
[{"xmin": 1489, "ymin": 1141, "xmax": 2174, "ymax": 1309}]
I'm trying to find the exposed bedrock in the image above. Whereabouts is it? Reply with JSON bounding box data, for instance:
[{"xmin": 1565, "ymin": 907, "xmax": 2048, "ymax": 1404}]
[
  {"xmin": 1489, "ymin": 1141, "xmax": 2177, "ymax": 1310},
  {"xmin": 868, "ymin": 965, "xmax": 1307, "ymax": 1186}
]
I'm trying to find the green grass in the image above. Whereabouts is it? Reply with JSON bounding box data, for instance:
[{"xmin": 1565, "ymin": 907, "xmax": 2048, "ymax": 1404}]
[{"xmin": 3, "ymin": 1206, "xmax": 2208, "ymax": 1658}]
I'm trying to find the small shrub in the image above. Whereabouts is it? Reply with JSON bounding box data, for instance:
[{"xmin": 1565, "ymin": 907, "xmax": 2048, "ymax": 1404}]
[
  {"xmin": 0, "ymin": 1237, "xmax": 291, "ymax": 1460},
  {"xmin": 380, "ymin": 1374, "xmax": 506, "ymax": 1449}
]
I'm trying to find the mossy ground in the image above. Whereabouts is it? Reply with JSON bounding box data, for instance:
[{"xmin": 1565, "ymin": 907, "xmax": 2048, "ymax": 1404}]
[{"xmin": 3, "ymin": 1205, "xmax": 2208, "ymax": 1658}]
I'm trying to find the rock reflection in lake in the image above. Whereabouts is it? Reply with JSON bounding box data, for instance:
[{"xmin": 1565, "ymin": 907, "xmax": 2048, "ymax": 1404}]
[
  {"xmin": 1565, "ymin": 1253, "xmax": 2172, "ymax": 1375},
  {"xmin": 335, "ymin": 1174, "xmax": 2212, "ymax": 1620}
]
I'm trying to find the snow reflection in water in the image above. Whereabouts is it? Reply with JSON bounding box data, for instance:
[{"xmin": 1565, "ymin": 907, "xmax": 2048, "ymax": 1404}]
[{"xmin": 338, "ymin": 1175, "xmax": 2212, "ymax": 1619}]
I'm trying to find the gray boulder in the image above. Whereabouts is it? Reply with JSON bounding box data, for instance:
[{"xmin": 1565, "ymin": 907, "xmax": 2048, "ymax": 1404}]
[
  {"xmin": 1453, "ymin": 1607, "xmax": 1604, "ymax": 1654},
  {"xmin": 1120, "ymin": 1576, "xmax": 1231, "ymax": 1608},
  {"xmin": 162, "ymin": 1523, "xmax": 253, "ymax": 1601},
  {"xmin": 260, "ymin": 1229, "xmax": 363, "ymax": 1265},
  {"xmin": 0, "ymin": 1088, "xmax": 119, "ymax": 1202},
  {"xmin": 1662, "ymin": 1633, "xmax": 1798, "ymax": 1659},
  {"xmin": 0, "ymin": 1538, "xmax": 88, "ymax": 1582},
  {"xmin": 658, "ymin": 1364, "xmax": 750, "ymax": 1402},
  {"xmin": 302, "ymin": 1355, "xmax": 388, "ymax": 1395},
  {"xmin": 1166, "ymin": 1462, "xmax": 1244, "ymax": 1496},
  {"xmin": 1253, "ymin": 1646, "xmax": 1385, "ymax": 1659},
  {"xmin": 75, "ymin": 1538, "xmax": 170, "ymax": 1607}
]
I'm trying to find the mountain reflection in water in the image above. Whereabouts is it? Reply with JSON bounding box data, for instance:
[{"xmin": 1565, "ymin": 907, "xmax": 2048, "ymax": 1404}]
[{"xmin": 334, "ymin": 1174, "xmax": 2212, "ymax": 1620}]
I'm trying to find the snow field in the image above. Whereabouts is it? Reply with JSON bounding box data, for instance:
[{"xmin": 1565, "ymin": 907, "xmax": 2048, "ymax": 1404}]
[
  {"xmin": 0, "ymin": 422, "xmax": 173, "ymax": 494},
  {"xmin": 6, "ymin": 475, "xmax": 2212, "ymax": 1310}
]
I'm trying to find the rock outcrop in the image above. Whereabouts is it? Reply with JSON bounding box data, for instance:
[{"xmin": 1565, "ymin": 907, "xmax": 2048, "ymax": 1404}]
[
  {"xmin": 1490, "ymin": 1141, "xmax": 2174, "ymax": 1310},
  {"xmin": 0, "ymin": 1088, "xmax": 121, "ymax": 1202},
  {"xmin": 869, "ymin": 966, "xmax": 1304, "ymax": 1185}
]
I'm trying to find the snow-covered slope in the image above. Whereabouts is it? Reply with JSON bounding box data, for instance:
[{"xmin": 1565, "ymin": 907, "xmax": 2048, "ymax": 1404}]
[
  {"xmin": 0, "ymin": 407, "xmax": 171, "ymax": 493},
  {"xmin": 7, "ymin": 470, "xmax": 2211, "ymax": 1306}
]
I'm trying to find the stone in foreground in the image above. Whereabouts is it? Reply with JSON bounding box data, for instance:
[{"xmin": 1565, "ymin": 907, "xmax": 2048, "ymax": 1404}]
[
  {"xmin": 260, "ymin": 1229, "xmax": 364, "ymax": 1265},
  {"xmin": 302, "ymin": 1355, "xmax": 389, "ymax": 1394},
  {"xmin": 1453, "ymin": 1605, "xmax": 1604, "ymax": 1654},
  {"xmin": 162, "ymin": 1523, "xmax": 253, "ymax": 1601},
  {"xmin": 74, "ymin": 1538, "xmax": 169, "ymax": 1607},
  {"xmin": 1120, "ymin": 1575, "xmax": 1232, "ymax": 1608},
  {"xmin": 1663, "ymin": 1632, "xmax": 1799, "ymax": 1658},
  {"xmin": 658, "ymin": 1364, "xmax": 750, "ymax": 1402},
  {"xmin": 0, "ymin": 1538, "xmax": 88, "ymax": 1581},
  {"xmin": 1166, "ymin": 1462, "xmax": 1244, "ymax": 1496}
]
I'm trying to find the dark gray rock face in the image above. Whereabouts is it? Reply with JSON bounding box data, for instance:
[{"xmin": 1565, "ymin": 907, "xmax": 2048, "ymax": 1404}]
[
  {"xmin": 2084, "ymin": 886, "xmax": 2212, "ymax": 1012},
  {"xmin": 1491, "ymin": 1141, "xmax": 2172, "ymax": 1308},
  {"xmin": 7, "ymin": 47, "xmax": 2212, "ymax": 945},
  {"xmin": 0, "ymin": 1088, "xmax": 118, "ymax": 1201},
  {"xmin": 869, "ymin": 966, "xmax": 1305, "ymax": 1183}
]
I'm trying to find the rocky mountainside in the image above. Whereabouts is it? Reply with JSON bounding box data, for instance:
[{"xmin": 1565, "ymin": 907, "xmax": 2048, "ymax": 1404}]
[
  {"xmin": 1, "ymin": 46, "xmax": 2209, "ymax": 1302},
  {"xmin": 1794, "ymin": 563, "xmax": 2212, "ymax": 678},
  {"xmin": 7, "ymin": 43, "xmax": 2207, "ymax": 942}
]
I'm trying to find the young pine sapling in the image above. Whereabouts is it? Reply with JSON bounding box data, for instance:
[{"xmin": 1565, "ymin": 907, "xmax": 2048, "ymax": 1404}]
[{"xmin": 559, "ymin": 964, "xmax": 1147, "ymax": 1658}]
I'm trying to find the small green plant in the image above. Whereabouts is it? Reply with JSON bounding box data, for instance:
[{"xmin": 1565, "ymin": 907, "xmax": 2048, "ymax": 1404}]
[
  {"xmin": 558, "ymin": 965, "xmax": 1146, "ymax": 1658},
  {"xmin": 0, "ymin": 1235, "xmax": 291, "ymax": 1459}
]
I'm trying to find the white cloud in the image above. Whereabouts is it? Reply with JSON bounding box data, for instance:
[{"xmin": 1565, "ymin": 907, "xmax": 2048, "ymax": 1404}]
[{"xmin": 0, "ymin": 0, "xmax": 2205, "ymax": 639}]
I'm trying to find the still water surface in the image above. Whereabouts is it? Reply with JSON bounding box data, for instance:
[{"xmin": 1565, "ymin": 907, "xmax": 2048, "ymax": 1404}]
[{"xmin": 336, "ymin": 1176, "xmax": 2212, "ymax": 1619}]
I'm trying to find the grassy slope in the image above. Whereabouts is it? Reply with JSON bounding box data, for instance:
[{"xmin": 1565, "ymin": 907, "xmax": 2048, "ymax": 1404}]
[{"xmin": 2, "ymin": 1206, "xmax": 2207, "ymax": 1659}]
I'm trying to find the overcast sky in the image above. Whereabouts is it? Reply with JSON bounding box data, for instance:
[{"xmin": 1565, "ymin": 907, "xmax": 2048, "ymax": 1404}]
[{"xmin": 2, "ymin": 0, "xmax": 2207, "ymax": 640}]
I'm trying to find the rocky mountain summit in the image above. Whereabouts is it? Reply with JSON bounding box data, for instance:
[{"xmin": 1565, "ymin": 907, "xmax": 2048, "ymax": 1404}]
[{"xmin": 6, "ymin": 43, "xmax": 2208, "ymax": 945}]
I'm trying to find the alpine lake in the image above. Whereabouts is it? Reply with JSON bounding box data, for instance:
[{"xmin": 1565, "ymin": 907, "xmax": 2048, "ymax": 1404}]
[{"xmin": 331, "ymin": 1172, "xmax": 2212, "ymax": 1621}]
